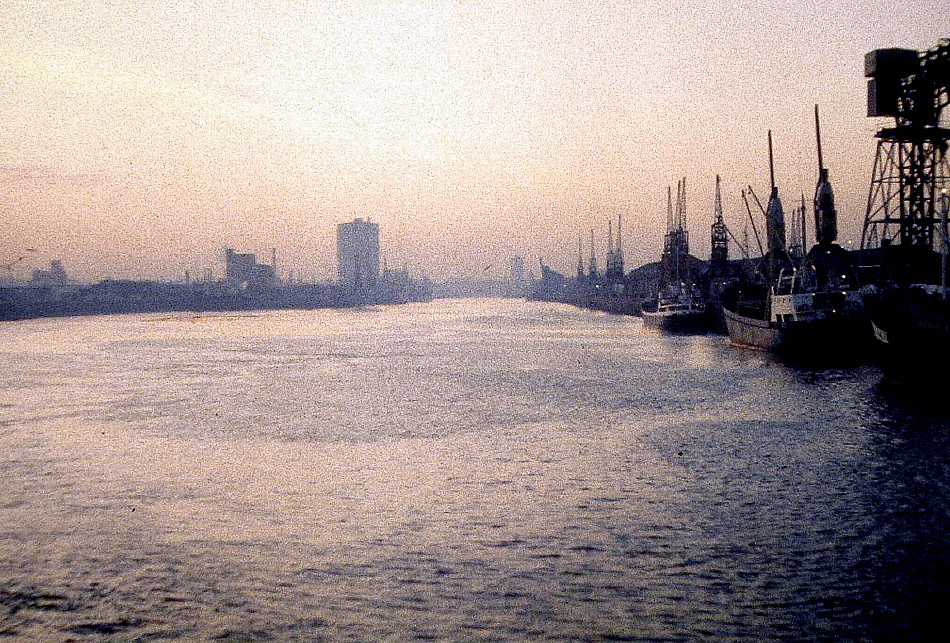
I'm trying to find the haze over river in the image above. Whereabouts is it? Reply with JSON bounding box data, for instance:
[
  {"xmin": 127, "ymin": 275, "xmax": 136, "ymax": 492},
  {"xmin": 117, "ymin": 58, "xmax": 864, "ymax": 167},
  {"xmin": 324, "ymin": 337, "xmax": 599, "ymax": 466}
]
[{"xmin": 2, "ymin": 298, "xmax": 949, "ymax": 642}]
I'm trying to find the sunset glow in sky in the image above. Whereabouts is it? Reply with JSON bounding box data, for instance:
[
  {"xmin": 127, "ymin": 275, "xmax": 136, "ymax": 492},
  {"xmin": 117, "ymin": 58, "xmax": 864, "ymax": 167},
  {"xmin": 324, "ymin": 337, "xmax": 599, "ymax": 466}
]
[{"xmin": 2, "ymin": 1, "xmax": 947, "ymax": 281}]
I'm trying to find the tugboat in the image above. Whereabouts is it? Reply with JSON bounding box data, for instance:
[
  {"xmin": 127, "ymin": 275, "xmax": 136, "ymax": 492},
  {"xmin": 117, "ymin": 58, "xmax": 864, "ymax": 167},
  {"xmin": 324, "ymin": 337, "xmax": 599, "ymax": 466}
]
[
  {"xmin": 860, "ymin": 41, "xmax": 950, "ymax": 369},
  {"xmin": 642, "ymin": 179, "xmax": 709, "ymax": 333},
  {"xmin": 722, "ymin": 115, "xmax": 868, "ymax": 358},
  {"xmin": 642, "ymin": 282, "xmax": 708, "ymax": 333}
]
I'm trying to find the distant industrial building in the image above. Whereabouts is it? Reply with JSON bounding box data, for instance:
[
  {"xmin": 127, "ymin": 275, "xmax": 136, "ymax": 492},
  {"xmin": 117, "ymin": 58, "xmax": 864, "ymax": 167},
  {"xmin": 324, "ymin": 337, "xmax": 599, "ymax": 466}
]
[
  {"xmin": 510, "ymin": 255, "xmax": 525, "ymax": 283},
  {"xmin": 30, "ymin": 260, "xmax": 67, "ymax": 286},
  {"xmin": 224, "ymin": 248, "xmax": 275, "ymax": 290},
  {"xmin": 337, "ymin": 218, "xmax": 380, "ymax": 294},
  {"xmin": 508, "ymin": 255, "xmax": 528, "ymax": 297}
]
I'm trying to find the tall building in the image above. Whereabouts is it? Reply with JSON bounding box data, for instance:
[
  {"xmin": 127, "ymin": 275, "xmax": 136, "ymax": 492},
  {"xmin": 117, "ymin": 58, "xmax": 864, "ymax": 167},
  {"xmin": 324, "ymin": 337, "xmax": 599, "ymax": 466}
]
[{"xmin": 337, "ymin": 218, "xmax": 380, "ymax": 293}]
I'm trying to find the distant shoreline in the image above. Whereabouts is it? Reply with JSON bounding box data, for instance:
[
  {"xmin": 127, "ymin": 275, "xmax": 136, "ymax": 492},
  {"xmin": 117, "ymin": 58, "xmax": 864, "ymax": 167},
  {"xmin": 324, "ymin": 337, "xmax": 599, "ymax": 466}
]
[{"xmin": 0, "ymin": 280, "xmax": 432, "ymax": 322}]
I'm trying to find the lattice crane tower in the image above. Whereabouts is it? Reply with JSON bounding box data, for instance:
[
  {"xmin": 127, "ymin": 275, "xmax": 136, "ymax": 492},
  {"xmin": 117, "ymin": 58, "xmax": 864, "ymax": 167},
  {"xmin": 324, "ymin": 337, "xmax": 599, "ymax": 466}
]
[{"xmin": 862, "ymin": 39, "xmax": 950, "ymax": 251}]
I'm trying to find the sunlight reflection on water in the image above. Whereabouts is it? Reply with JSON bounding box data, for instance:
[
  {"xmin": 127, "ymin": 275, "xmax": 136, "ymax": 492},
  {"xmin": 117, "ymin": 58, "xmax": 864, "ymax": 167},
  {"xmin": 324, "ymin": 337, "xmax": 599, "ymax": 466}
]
[{"xmin": 2, "ymin": 298, "xmax": 949, "ymax": 642}]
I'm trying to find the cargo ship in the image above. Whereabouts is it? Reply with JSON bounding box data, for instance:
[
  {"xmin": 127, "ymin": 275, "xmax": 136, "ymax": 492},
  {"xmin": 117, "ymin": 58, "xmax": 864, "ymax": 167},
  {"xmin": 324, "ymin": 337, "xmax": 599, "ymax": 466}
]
[
  {"xmin": 723, "ymin": 116, "xmax": 868, "ymax": 358},
  {"xmin": 859, "ymin": 41, "xmax": 950, "ymax": 370}
]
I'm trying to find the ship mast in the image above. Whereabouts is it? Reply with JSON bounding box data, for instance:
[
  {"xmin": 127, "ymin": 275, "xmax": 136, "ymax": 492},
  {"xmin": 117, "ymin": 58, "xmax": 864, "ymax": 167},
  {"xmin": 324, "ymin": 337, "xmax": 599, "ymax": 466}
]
[
  {"xmin": 678, "ymin": 178, "xmax": 689, "ymax": 286},
  {"xmin": 765, "ymin": 130, "xmax": 787, "ymax": 283},
  {"xmin": 943, "ymin": 190, "xmax": 949, "ymax": 299},
  {"xmin": 813, "ymin": 105, "xmax": 838, "ymax": 246},
  {"xmin": 801, "ymin": 192, "xmax": 807, "ymax": 251},
  {"xmin": 662, "ymin": 185, "xmax": 673, "ymax": 293}
]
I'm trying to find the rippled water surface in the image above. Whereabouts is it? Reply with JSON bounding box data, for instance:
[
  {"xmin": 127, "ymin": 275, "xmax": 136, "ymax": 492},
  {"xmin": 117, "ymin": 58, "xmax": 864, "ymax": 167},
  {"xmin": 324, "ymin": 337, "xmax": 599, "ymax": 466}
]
[{"xmin": 2, "ymin": 298, "xmax": 949, "ymax": 642}]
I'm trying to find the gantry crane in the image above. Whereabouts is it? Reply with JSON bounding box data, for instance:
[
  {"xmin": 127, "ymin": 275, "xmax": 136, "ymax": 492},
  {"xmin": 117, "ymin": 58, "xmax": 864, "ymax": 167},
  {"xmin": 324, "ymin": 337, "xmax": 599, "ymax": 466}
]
[{"xmin": 861, "ymin": 39, "xmax": 950, "ymax": 270}]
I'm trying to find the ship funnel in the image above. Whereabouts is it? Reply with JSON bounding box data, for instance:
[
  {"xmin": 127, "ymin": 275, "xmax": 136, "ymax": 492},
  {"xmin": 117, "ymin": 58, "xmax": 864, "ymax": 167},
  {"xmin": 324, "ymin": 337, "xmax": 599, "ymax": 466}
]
[
  {"xmin": 813, "ymin": 105, "xmax": 838, "ymax": 245},
  {"xmin": 766, "ymin": 188, "xmax": 787, "ymax": 255},
  {"xmin": 814, "ymin": 168, "xmax": 838, "ymax": 244},
  {"xmin": 765, "ymin": 131, "xmax": 787, "ymax": 256}
]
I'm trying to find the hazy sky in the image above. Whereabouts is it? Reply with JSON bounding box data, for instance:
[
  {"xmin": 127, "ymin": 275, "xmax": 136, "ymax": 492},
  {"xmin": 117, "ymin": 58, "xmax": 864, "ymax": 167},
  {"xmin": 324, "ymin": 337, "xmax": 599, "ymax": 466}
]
[{"xmin": 1, "ymin": 1, "xmax": 947, "ymax": 282}]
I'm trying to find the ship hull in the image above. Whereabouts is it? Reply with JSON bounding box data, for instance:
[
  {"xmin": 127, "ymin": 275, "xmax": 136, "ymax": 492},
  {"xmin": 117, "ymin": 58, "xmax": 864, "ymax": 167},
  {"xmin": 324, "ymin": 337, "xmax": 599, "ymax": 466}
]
[
  {"xmin": 867, "ymin": 286, "xmax": 950, "ymax": 366},
  {"xmin": 586, "ymin": 294, "xmax": 641, "ymax": 316},
  {"xmin": 722, "ymin": 305, "xmax": 782, "ymax": 351},
  {"xmin": 723, "ymin": 305, "xmax": 870, "ymax": 359},
  {"xmin": 642, "ymin": 309, "xmax": 710, "ymax": 334}
]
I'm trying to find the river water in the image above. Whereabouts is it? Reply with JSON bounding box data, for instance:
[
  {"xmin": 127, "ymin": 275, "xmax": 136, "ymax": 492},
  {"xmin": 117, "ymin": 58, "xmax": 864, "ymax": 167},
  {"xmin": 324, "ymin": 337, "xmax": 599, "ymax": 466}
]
[{"xmin": 1, "ymin": 298, "xmax": 948, "ymax": 642}]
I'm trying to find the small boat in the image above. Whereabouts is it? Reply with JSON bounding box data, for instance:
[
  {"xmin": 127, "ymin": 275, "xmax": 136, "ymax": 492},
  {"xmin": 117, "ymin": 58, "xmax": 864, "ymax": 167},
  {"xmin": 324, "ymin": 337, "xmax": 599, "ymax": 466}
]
[{"xmin": 642, "ymin": 282, "xmax": 708, "ymax": 333}]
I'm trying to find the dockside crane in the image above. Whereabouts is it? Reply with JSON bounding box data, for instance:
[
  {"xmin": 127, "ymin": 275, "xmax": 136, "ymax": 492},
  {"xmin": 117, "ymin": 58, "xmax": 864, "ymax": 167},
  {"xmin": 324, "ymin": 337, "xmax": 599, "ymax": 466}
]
[
  {"xmin": 710, "ymin": 174, "xmax": 729, "ymax": 270},
  {"xmin": 861, "ymin": 39, "xmax": 950, "ymax": 276}
]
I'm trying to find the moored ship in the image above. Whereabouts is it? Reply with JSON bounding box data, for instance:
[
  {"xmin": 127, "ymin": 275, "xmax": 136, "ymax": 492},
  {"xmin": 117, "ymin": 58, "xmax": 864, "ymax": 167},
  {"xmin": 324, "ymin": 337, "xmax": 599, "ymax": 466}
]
[
  {"xmin": 722, "ymin": 260, "xmax": 866, "ymax": 355},
  {"xmin": 723, "ymin": 115, "xmax": 869, "ymax": 358},
  {"xmin": 642, "ymin": 282, "xmax": 708, "ymax": 333},
  {"xmin": 866, "ymin": 282, "xmax": 950, "ymax": 362},
  {"xmin": 641, "ymin": 179, "xmax": 711, "ymax": 333},
  {"xmin": 859, "ymin": 40, "xmax": 950, "ymax": 370}
]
